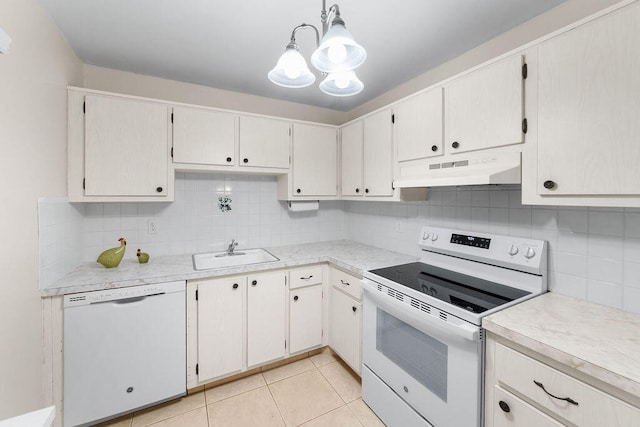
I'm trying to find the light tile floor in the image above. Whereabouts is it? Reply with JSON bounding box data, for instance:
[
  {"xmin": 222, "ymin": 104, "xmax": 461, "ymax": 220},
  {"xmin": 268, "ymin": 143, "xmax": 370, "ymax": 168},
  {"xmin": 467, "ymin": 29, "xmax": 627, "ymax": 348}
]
[{"xmin": 97, "ymin": 352, "xmax": 385, "ymax": 427}]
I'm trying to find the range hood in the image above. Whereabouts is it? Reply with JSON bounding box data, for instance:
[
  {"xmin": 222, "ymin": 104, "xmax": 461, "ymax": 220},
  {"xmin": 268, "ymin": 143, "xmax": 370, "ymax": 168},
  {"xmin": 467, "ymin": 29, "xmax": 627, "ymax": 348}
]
[{"xmin": 394, "ymin": 152, "xmax": 521, "ymax": 188}]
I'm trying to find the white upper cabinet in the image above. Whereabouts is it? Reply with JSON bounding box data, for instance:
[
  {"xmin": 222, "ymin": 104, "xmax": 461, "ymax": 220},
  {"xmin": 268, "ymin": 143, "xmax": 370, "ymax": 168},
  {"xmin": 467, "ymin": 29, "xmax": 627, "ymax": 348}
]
[
  {"xmin": 239, "ymin": 116, "xmax": 291, "ymax": 169},
  {"xmin": 172, "ymin": 106, "xmax": 237, "ymax": 166},
  {"xmin": 394, "ymin": 87, "xmax": 444, "ymax": 162},
  {"xmin": 82, "ymin": 94, "xmax": 171, "ymax": 199},
  {"xmin": 534, "ymin": 1, "xmax": 640, "ymax": 199},
  {"xmin": 341, "ymin": 121, "xmax": 364, "ymax": 197},
  {"xmin": 280, "ymin": 123, "xmax": 338, "ymax": 199},
  {"xmin": 363, "ymin": 109, "xmax": 394, "ymax": 197},
  {"xmin": 445, "ymin": 54, "xmax": 525, "ymax": 154}
]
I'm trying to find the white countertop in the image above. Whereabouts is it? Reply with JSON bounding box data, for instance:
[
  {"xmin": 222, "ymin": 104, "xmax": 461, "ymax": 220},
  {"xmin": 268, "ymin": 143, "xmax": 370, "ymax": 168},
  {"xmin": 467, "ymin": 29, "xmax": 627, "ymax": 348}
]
[
  {"xmin": 483, "ymin": 292, "xmax": 640, "ymax": 401},
  {"xmin": 42, "ymin": 240, "xmax": 418, "ymax": 296}
]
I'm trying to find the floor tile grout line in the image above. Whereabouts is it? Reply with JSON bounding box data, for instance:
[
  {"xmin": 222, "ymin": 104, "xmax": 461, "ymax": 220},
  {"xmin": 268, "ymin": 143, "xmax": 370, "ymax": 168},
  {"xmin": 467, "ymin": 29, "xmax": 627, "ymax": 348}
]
[{"xmin": 264, "ymin": 373, "xmax": 290, "ymax": 427}]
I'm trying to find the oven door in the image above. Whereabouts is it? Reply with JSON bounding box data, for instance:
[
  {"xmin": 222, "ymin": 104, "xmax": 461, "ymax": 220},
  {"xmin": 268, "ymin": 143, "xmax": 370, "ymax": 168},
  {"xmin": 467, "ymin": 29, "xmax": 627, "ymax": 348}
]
[{"xmin": 362, "ymin": 279, "xmax": 484, "ymax": 427}]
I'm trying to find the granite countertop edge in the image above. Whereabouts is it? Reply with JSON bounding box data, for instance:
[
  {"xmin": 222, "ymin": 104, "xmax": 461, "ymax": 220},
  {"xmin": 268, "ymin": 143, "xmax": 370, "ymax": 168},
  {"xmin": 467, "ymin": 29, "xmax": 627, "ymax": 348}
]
[{"xmin": 41, "ymin": 240, "xmax": 418, "ymax": 297}]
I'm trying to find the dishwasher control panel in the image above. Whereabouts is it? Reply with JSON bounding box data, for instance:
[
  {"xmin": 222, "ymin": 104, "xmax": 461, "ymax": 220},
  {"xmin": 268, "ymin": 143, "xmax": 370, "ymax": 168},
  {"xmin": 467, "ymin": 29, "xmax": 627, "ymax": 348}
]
[{"xmin": 64, "ymin": 281, "xmax": 185, "ymax": 307}]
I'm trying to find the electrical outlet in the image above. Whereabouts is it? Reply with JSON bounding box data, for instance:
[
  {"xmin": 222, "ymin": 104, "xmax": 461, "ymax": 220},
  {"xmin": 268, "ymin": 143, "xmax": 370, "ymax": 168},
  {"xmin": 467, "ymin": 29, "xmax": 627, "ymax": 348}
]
[{"xmin": 147, "ymin": 219, "xmax": 159, "ymax": 234}]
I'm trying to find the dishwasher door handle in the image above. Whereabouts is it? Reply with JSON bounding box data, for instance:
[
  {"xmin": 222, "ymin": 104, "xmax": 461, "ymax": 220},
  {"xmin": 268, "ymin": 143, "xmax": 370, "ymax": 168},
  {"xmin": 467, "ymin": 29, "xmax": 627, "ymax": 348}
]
[{"xmin": 91, "ymin": 292, "xmax": 165, "ymax": 305}]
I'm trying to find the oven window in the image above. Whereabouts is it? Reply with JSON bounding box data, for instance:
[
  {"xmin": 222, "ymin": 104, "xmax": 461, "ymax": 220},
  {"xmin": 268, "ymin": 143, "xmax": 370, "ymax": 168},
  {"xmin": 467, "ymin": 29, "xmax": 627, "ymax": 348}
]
[{"xmin": 376, "ymin": 308, "xmax": 448, "ymax": 402}]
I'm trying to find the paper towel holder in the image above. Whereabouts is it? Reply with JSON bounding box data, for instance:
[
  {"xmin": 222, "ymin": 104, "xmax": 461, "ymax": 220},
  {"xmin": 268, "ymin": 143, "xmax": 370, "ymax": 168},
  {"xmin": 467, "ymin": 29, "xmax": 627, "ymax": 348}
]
[{"xmin": 287, "ymin": 200, "xmax": 320, "ymax": 212}]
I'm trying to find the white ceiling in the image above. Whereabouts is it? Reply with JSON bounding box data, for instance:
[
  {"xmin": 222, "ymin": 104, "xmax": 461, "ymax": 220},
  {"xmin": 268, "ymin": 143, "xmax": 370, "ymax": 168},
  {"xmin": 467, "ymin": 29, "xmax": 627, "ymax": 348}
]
[{"xmin": 38, "ymin": 0, "xmax": 566, "ymax": 111}]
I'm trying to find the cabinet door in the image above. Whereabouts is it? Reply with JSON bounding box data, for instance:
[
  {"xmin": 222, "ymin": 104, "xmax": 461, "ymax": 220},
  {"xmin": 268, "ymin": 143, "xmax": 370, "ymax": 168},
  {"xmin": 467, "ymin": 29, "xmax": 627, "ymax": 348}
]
[
  {"xmin": 537, "ymin": 2, "xmax": 640, "ymax": 196},
  {"xmin": 329, "ymin": 287, "xmax": 362, "ymax": 374},
  {"xmin": 341, "ymin": 121, "xmax": 364, "ymax": 197},
  {"xmin": 493, "ymin": 386, "xmax": 564, "ymax": 427},
  {"xmin": 363, "ymin": 109, "xmax": 394, "ymax": 196},
  {"xmin": 172, "ymin": 106, "xmax": 236, "ymax": 166},
  {"xmin": 197, "ymin": 277, "xmax": 245, "ymax": 382},
  {"xmin": 292, "ymin": 123, "xmax": 338, "ymax": 197},
  {"xmin": 395, "ymin": 87, "xmax": 444, "ymax": 162},
  {"xmin": 289, "ymin": 285, "xmax": 323, "ymax": 354},
  {"xmin": 446, "ymin": 54, "xmax": 524, "ymax": 154},
  {"xmin": 247, "ymin": 271, "xmax": 286, "ymax": 367},
  {"xmin": 239, "ymin": 116, "xmax": 290, "ymax": 169},
  {"xmin": 84, "ymin": 95, "xmax": 169, "ymax": 196}
]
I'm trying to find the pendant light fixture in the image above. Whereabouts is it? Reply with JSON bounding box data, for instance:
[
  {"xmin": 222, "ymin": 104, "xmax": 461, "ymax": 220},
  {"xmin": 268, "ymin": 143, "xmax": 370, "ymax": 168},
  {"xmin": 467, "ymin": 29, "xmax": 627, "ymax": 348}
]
[{"xmin": 268, "ymin": 1, "xmax": 366, "ymax": 97}]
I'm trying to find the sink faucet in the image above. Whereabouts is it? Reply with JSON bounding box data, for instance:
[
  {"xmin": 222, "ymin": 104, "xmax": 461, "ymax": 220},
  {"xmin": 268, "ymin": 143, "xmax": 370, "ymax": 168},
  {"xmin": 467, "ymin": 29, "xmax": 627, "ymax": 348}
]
[{"xmin": 226, "ymin": 239, "xmax": 238, "ymax": 255}]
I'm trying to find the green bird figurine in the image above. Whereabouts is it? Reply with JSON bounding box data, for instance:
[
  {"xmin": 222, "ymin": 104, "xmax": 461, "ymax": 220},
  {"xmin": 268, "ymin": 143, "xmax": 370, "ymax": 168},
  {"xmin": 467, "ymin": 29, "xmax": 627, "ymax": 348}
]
[
  {"xmin": 97, "ymin": 237, "xmax": 126, "ymax": 268},
  {"xmin": 137, "ymin": 248, "xmax": 150, "ymax": 264}
]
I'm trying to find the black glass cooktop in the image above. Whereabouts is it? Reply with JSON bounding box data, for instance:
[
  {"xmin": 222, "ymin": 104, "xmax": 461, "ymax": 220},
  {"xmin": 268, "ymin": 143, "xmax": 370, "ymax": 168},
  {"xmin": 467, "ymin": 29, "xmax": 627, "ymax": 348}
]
[{"xmin": 368, "ymin": 262, "xmax": 530, "ymax": 314}]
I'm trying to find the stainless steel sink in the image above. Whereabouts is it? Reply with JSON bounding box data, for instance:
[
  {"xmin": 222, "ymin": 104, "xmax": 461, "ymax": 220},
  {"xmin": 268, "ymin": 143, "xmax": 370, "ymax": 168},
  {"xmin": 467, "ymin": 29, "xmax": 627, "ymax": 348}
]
[{"xmin": 192, "ymin": 248, "xmax": 279, "ymax": 270}]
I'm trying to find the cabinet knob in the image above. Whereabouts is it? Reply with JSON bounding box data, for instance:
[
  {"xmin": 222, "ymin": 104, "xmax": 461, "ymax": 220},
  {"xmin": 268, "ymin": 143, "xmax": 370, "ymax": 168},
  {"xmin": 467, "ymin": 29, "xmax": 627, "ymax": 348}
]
[
  {"xmin": 243, "ymin": 158, "xmax": 249, "ymax": 164},
  {"xmin": 296, "ymin": 188, "xmax": 301, "ymax": 194},
  {"xmin": 498, "ymin": 400, "xmax": 510, "ymax": 413},
  {"xmin": 232, "ymin": 283, "xmax": 238, "ymax": 289},
  {"xmin": 251, "ymin": 280, "xmax": 257, "ymax": 286},
  {"xmin": 365, "ymin": 188, "xmax": 369, "ymax": 194},
  {"xmin": 226, "ymin": 157, "xmax": 232, "ymax": 163},
  {"xmin": 452, "ymin": 141, "xmax": 460, "ymax": 149},
  {"xmin": 431, "ymin": 145, "xmax": 438, "ymax": 152},
  {"xmin": 293, "ymin": 295, "xmax": 299, "ymax": 301},
  {"xmin": 355, "ymin": 188, "xmax": 360, "ymax": 193},
  {"xmin": 156, "ymin": 187, "xmax": 163, "ymax": 193},
  {"xmin": 352, "ymin": 306, "xmax": 357, "ymax": 312},
  {"xmin": 543, "ymin": 180, "xmax": 556, "ymax": 190}
]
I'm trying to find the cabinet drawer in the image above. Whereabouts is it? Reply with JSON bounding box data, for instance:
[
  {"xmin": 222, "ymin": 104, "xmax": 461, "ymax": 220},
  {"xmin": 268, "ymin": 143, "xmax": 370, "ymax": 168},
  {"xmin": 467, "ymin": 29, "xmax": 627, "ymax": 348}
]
[
  {"xmin": 289, "ymin": 266, "xmax": 323, "ymax": 289},
  {"xmin": 331, "ymin": 268, "xmax": 362, "ymax": 301},
  {"xmin": 493, "ymin": 386, "xmax": 564, "ymax": 427},
  {"xmin": 495, "ymin": 343, "xmax": 640, "ymax": 426}
]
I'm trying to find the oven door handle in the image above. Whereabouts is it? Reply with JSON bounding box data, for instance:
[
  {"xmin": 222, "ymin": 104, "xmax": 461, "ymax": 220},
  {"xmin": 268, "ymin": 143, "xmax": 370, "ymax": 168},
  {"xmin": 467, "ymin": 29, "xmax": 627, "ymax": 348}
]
[{"xmin": 363, "ymin": 282, "xmax": 480, "ymax": 342}]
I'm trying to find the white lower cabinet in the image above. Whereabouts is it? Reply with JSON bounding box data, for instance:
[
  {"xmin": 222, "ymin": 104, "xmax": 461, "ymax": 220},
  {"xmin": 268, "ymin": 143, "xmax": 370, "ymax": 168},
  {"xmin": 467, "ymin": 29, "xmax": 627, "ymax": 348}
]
[
  {"xmin": 329, "ymin": 268, "xmax": 362, "ymax": 374},
  {"xmin": 195, "ymin": 276, "xmax": 245, "ymax": 383},
  {"xmin": 289, "ymin": 285, "xmax": 323, "ymax": 354},
  {"xmin": 486, "ymin": 336, "xmax": 640, "ymax": 427},
  {"xmin": 247, "ymin": 271, "xmax": 287, "ymax": 368}
]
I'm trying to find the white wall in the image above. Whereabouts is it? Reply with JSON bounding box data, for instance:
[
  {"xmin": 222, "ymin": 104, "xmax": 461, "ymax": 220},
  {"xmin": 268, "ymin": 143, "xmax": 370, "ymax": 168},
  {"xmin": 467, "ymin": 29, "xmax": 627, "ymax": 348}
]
[
  {"xmin": 0, "ymin": 0, "xmax": 83, "ymax": 419},
  {"xmin": 345, "ymin": 186, "xmax": 640, "ymax": 314}
]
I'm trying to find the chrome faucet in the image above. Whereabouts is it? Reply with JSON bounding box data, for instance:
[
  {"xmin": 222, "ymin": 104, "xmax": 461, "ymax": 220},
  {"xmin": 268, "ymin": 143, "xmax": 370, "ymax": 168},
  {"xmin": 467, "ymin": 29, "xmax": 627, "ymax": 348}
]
[{"xmin": 226, "ymin": 239, "xmax": 239, "ymax": 255}]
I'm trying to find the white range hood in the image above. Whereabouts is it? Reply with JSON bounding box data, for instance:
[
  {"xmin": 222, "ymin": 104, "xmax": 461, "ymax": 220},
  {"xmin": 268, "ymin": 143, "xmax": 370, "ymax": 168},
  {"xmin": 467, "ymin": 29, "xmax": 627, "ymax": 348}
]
[{"xmin": 394, "ymin": 151, "xmax": 521, "ymax": 188}]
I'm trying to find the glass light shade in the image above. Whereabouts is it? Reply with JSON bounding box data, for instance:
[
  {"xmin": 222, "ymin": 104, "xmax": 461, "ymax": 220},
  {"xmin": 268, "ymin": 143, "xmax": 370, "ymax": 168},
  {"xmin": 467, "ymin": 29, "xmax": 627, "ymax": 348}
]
[
  {"xmin": 319, "ymin": 71, "xmax": 364, "ymax": 97},
  {"xmin": 268, "ymin": 46, "xmax": 316, "ymax": 88},
  {"xmin": 310, "ymin": 23, "xmax": 366, "ymax": 73}
]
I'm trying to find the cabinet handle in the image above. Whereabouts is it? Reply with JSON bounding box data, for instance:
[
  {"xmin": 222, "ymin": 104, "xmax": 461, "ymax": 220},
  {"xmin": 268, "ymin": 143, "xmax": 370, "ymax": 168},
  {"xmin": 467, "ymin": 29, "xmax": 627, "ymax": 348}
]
[
  {"xmin": 431, "ymin": 145, "xmax": 438, "ymax": 152},
  {"xmin": 301, "ymin": 275, "xmax": 313, "ymax": 280},
  {"xmin": 226, "ymin": 157, "xmax": 232, "ymax": 163},
  {"xmin": 533, "ymin": 380, "xmax": 579, "ymax": 405},
  {"xmin": 355, "ymin": 188, "xmax": 360, "ymax": 193},
  {"xmin": 296, "ymin": 188, "xmax": 301, "ymax": 194},
  {"xmin": 232, "ymin": 283, "xmax": 239, "ymax": 289},
  {"xmin": 340, "ymin": 279, "xmax": 350, "ymax": 286},
  {"xmin": 156, "ymin": 186, "xmax": 163, "ymax": 193},
  {"xmin": 452, "ymin": 141, "xmax": 460, "ymax": 149},
  {"xmin": 293, "ymin": 295, "xmax": 299, "ymax": 301},
  {"xmin": 543, "ymin": 180, "xmax": 556, "ymax": 190},
  {"xmin": 352, "ymin": 306, "xmax": 357, "ymax": 312},
  {"xmin": 251, "ymin": 280, "xmax": 257, "ymax": 286},
  {"xmin": 243, "ymin": 158, "xmax": 249, "ymax": 164},
  {"xmin": 498, "ymin": 400, "xmax": 510, "ymax": 413},
  {"xmin": 365, "ymin": 188, "xmax": 369, "ymax": 194}
]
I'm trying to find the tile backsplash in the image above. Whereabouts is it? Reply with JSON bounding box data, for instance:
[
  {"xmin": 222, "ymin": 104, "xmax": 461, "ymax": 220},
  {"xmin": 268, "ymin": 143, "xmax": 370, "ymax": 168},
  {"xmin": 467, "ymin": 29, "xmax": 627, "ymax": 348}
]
[{"xmin": 39, "ymin": 180, "xmax": 640, "ymax": 314}]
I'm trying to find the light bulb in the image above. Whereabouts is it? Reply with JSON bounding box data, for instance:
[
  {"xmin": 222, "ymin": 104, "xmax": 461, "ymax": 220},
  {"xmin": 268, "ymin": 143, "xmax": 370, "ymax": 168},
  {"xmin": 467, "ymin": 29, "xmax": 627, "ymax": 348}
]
[
  {"xmin": 328, "ymin": 43, "xmax": 347, "ymax": 64},
  {"xmin": 335, "ymin": 76, "xmax": 350, "ymax": 89}
]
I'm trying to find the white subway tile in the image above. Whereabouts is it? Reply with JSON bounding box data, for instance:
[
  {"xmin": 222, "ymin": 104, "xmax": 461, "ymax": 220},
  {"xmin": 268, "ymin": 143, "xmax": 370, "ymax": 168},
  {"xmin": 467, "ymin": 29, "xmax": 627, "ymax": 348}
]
[
  {"xmin": 588, "ymin": 211, "xmax": 624, "ymax": 236},
  {"xmin": 587, "ymin": 257, "xmax": 623, "ymax": 284},
  {"xmin": 532, "ymin": 208, "xmax": 558, "ymax": 230},
  {"xmin": 558, "ymin": 209, "xmax": 588, "ymax": 233},
  {"xmin": 587, "ymin": 279, "xmax": 623, "ymax": 309},
  {"xmin": 556, "ymin": 252, "xmax": 588, "ymax": 277},
  {"xmin": 548, "ymin": 273, "xmax": 587, "ymax": 299},
  {"xmin": 588, "ymin": 234, "xmax": 623, "ymax": 260},
  {"xmin": 557, "ymin": 232, "xmax": 588, "ymax": 255},
  {"xmin": 623, "ymin": 287, "xmax": 640, "ymax": 314}
]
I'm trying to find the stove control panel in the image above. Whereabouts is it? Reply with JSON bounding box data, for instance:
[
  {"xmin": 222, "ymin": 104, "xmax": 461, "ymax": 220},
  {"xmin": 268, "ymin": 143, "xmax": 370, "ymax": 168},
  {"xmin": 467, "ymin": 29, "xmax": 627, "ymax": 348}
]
[{"xmin": 419, "ymin": 226, "xmax": 547, "ymax": 275}]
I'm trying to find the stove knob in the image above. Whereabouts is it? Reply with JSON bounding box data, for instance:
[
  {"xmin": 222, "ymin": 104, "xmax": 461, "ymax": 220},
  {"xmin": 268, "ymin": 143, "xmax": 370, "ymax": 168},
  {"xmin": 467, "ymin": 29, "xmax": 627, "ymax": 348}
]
[
  {"xmin": 431, "ymin": 233, "xmax": 438, "ymax": 242},
  {"xmin": 508, "ymin": 245, "xmax": 519, "ymax": 256},
  {"xmin": 423, "ymin": 231, "xmax": 430, "ymax": 241},
  {"xmin": 524, "ymin": 247, "xmax": 536, "ymax": 259}
]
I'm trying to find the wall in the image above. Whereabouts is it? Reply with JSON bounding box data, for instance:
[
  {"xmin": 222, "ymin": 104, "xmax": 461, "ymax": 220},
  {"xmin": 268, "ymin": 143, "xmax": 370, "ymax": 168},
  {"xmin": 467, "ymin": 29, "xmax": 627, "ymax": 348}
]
[
  {"xmin": 0, "ymin": 0, "xmax": 83, "ymax": 419},
  {"xmin": 345, "ymin": 186, "xmax": 640, "ymax": 314},
  {"xmin": 39, "ymin": 174, "xmax": 346, "ymax": 288},
  {"xmin": 346, "ymin": 0, "xmax": 625, "ymax": 122},
  {"xmin": 83, "ymin": 65, "xmax": 345, "ymax": 126}
]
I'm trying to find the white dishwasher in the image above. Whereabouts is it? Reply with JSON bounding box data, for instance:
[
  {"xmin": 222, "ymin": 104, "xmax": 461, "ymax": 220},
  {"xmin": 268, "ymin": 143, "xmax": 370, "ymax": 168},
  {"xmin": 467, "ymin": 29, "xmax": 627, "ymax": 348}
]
[{"xmin": 63, "ymin": 281, "xmax": 186, "ymax": 427}]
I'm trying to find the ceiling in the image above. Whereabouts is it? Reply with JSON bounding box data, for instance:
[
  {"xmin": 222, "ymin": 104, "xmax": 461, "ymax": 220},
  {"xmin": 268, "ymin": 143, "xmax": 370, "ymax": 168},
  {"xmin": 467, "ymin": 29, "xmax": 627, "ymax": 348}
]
[{"xmin": 38, "ymin": 0, "xmax": 566, "ymax": 112}]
